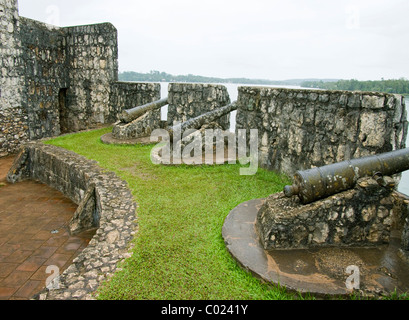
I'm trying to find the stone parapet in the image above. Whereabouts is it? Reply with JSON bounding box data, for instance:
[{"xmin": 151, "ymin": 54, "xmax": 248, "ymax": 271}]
[
  {"xmin": 236, "ymin": 87, "xmax": 408, "ymax": 176},
  {"xmin": 110, "ymin": 82, "xmax": 161, "ymax": 120},
  {"xmin": 167, "ymin": 83, "xmax": 231, "ymax": 130},
  {"xmin": 111, "ymin": 82, "xmax": 162, "ymax": 140}
]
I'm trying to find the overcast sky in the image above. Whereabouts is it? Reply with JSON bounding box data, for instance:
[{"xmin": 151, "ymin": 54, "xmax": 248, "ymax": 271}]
[{"xmin": 18, "ymin": 0, "xmax": 409, "ymax": 81}]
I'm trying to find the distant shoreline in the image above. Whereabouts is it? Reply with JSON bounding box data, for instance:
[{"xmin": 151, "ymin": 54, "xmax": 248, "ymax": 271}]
[
  {"xmin": 301, "ymin": 79, "xmax": 409, "ymax": 96},
  {"xmin": 119, "ymin": 71, "xmax": 409, "ymax": 96},
  {"xmin": 118, "ymin": 71, "xmax": 338, "ymax": 87}
]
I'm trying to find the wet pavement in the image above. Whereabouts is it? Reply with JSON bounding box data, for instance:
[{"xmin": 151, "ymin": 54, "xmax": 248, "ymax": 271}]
[{"xmin": 0, "ymin": 155, "xmax": 95, "ymax": 300}]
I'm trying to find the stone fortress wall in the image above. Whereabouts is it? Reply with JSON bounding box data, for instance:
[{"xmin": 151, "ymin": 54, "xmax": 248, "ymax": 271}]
[
  {"xmin": 167, "ymin": 82, "xmax": 231, "ymax": 129},
  {"xmin": 236, "ymin": 86, "xmax": 407, "ymax": 176},
  {"xmin": 0, "ymin": 0, "xmax": 158, "ymax": 157},
  {"xmin": 2, "ymin": 0, "xmax": 407, "ymax": 175},
  {"xmin": 111, "ymin": 82, "xmax": 231, "ymax": 140},
  {"xmin": 2, "ymin": 0, "xmax": 409, "ymax": 299},
  {"xmin": 0, "ymin": 0, "xmax": 27, "ymax": 156}
]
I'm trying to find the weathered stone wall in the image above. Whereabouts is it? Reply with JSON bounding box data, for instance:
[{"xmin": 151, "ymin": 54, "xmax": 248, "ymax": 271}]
[
  {"xmin": 1, "ymin": 2, "xmax": 119, "ymax": 154},
  {"xmin": 19, "ymin": 17, "xmax": 68, "ymax": 139},
  {"xmin": 112, "ymin": 83, "xmax": 233, "ymax": 140},
  {"xmin": 64, "ymin": 23, "xmax": 118, "ymax": 131},
  {"xmin": 1, "ymin": 1, "xmax": 159, "ymax": 157},
  {"xmin": 110, "ymin": 82, "xmax": 161, "ymax": 118},
  {"xmin": 257, "ymin": 176, "xmax": 408, "ymax": 251},
  {"xmin": 7, "ymin": 142, "xmax": 137, "ymax": 300},
  {"xmin": 0, "ymin": 0, "xmax": 28, "ymax": 156},
  {"xmin": 168, "ymin": 83, "xmax": 231, "ymax": 130},
  {"xmin": 111, "ymin": 82, "xmax": 162, "ymax": 140},
  {"xmin": 236, "ymin": 87, "xmax": 408, "ymax": 176},
  {"xmin": 0, "ymin": 105, "xmax": 28, "ymax": 157}
]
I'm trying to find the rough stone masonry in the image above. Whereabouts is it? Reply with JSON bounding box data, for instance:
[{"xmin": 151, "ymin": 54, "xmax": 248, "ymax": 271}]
[
  {"xmin": 0, "ymin": 0, "xmax": 159, "ymax": 157},
  {"xmin": 112, "ymin": 83, "xmax": 232, "ymax": 141},
  {"xmin": 7, "ymin": 142, "xmax": 138, "ymax": 300},
  {"xmin": 257, "ymin": 176, "xmax": 409, "ymax": 251},
  {"xmin": 236, "ymin": 86, "xmax": 407, "ymax": 176}
]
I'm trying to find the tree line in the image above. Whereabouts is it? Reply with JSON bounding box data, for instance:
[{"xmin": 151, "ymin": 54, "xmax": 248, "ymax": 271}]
[
  {"xmin": 118, "ymin": 70, "xmax": 300, "ymax": 86},
  {"xmin": 118, "ymin": 71, "xmax": 409, "ymax": 96},
  {"xmin": 301, "ymin": 78, "xmax": 409, "ymax": 95}
]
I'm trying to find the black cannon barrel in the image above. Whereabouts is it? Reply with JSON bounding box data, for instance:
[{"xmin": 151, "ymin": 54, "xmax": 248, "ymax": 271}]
[
  {"xmin": 120, "ymin": 97, "xmax": 168, "ymax": 123},
  {"xmin": 168, "ymin": 101, "xmax": 237, "ymax": 139},
  {"xmin": 284, "ymin": 148, "xmax": 409, "ymax": 204}
]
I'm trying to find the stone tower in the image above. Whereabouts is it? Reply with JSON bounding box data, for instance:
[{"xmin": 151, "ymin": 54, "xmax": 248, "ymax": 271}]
[{"xmin": 0, "ymin": 0, "xmax": 141, "ymax": 156}]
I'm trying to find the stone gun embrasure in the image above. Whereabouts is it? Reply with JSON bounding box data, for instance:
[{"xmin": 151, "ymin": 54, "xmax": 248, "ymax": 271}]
[
  {"xmin": 119, "ymin": 97, "xmax": 169, "ymax": 123},
  {"xmin": 284, "ymin": 148, "xmax": 409, "ymax": 205}
]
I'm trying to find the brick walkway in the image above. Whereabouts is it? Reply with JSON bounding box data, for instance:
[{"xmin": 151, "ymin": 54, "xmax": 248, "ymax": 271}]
[{"xmin": 0, "ymin": 155, "xmax": 95, "ymax": 300}]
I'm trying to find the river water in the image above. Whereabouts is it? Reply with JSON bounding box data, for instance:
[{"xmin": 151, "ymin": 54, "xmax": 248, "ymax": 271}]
[{"xmin": 159, "ymin": 83, "xmax": 409, "ymax": 194}]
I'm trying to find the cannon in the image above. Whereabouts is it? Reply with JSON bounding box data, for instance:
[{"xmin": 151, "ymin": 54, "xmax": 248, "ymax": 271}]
[
  {"xmin": 119, "ymin": 97, "xmax": 168, "ymax": 123},
  {"xmin": 284, "ymin": 148, "xmax": 409, "ymax": 204},
  {"xmin": 168, "ymin": 101, "xmax": 237, "ymax": 139}
]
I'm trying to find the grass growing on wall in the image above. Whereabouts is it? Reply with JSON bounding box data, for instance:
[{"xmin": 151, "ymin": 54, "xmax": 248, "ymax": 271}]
[{"xmin": 46, "ymin": 127, "xmax": 300, "ymax": 300}]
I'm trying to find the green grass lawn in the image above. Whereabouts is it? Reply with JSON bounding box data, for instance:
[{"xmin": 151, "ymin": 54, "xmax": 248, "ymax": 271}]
[
  {"xmin": 45, "ymin": 127, "xmax": 305, "ymax": 300},
  {"xmin": 44, "ymin": 127, "xmax": 409, "ymax": 301}
]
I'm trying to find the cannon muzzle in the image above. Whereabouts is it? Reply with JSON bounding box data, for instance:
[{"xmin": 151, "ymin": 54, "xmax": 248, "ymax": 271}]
[
  {"xmin": 284, "ymin": 148, "xmax": 409, "ymax": 204},
  {"xmin": 120, "ymin": 98, "xmax": 168, "ymax": 123}
]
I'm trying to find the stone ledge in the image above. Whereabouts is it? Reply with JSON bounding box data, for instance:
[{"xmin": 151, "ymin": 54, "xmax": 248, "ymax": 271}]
[{"xmin": 6, "ymin": 141, "xmax": 138, "ymax": 300}]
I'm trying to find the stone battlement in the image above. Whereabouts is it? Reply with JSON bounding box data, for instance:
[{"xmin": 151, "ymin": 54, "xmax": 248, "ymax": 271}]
[{"xmin": 236, "ymin": 86, "xmax": 407, "ymax": 175}]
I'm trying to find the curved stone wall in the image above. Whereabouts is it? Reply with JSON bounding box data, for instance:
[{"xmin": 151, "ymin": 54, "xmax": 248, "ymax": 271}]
[{"xmin": 7, "ymin": 142, "xmax": 137, "ymax": 300}]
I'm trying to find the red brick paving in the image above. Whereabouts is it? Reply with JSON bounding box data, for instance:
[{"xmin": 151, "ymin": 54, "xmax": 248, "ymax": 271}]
[{"xmin": 0, "ymin": 155, "xmax": 95, "ymax": 300}]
